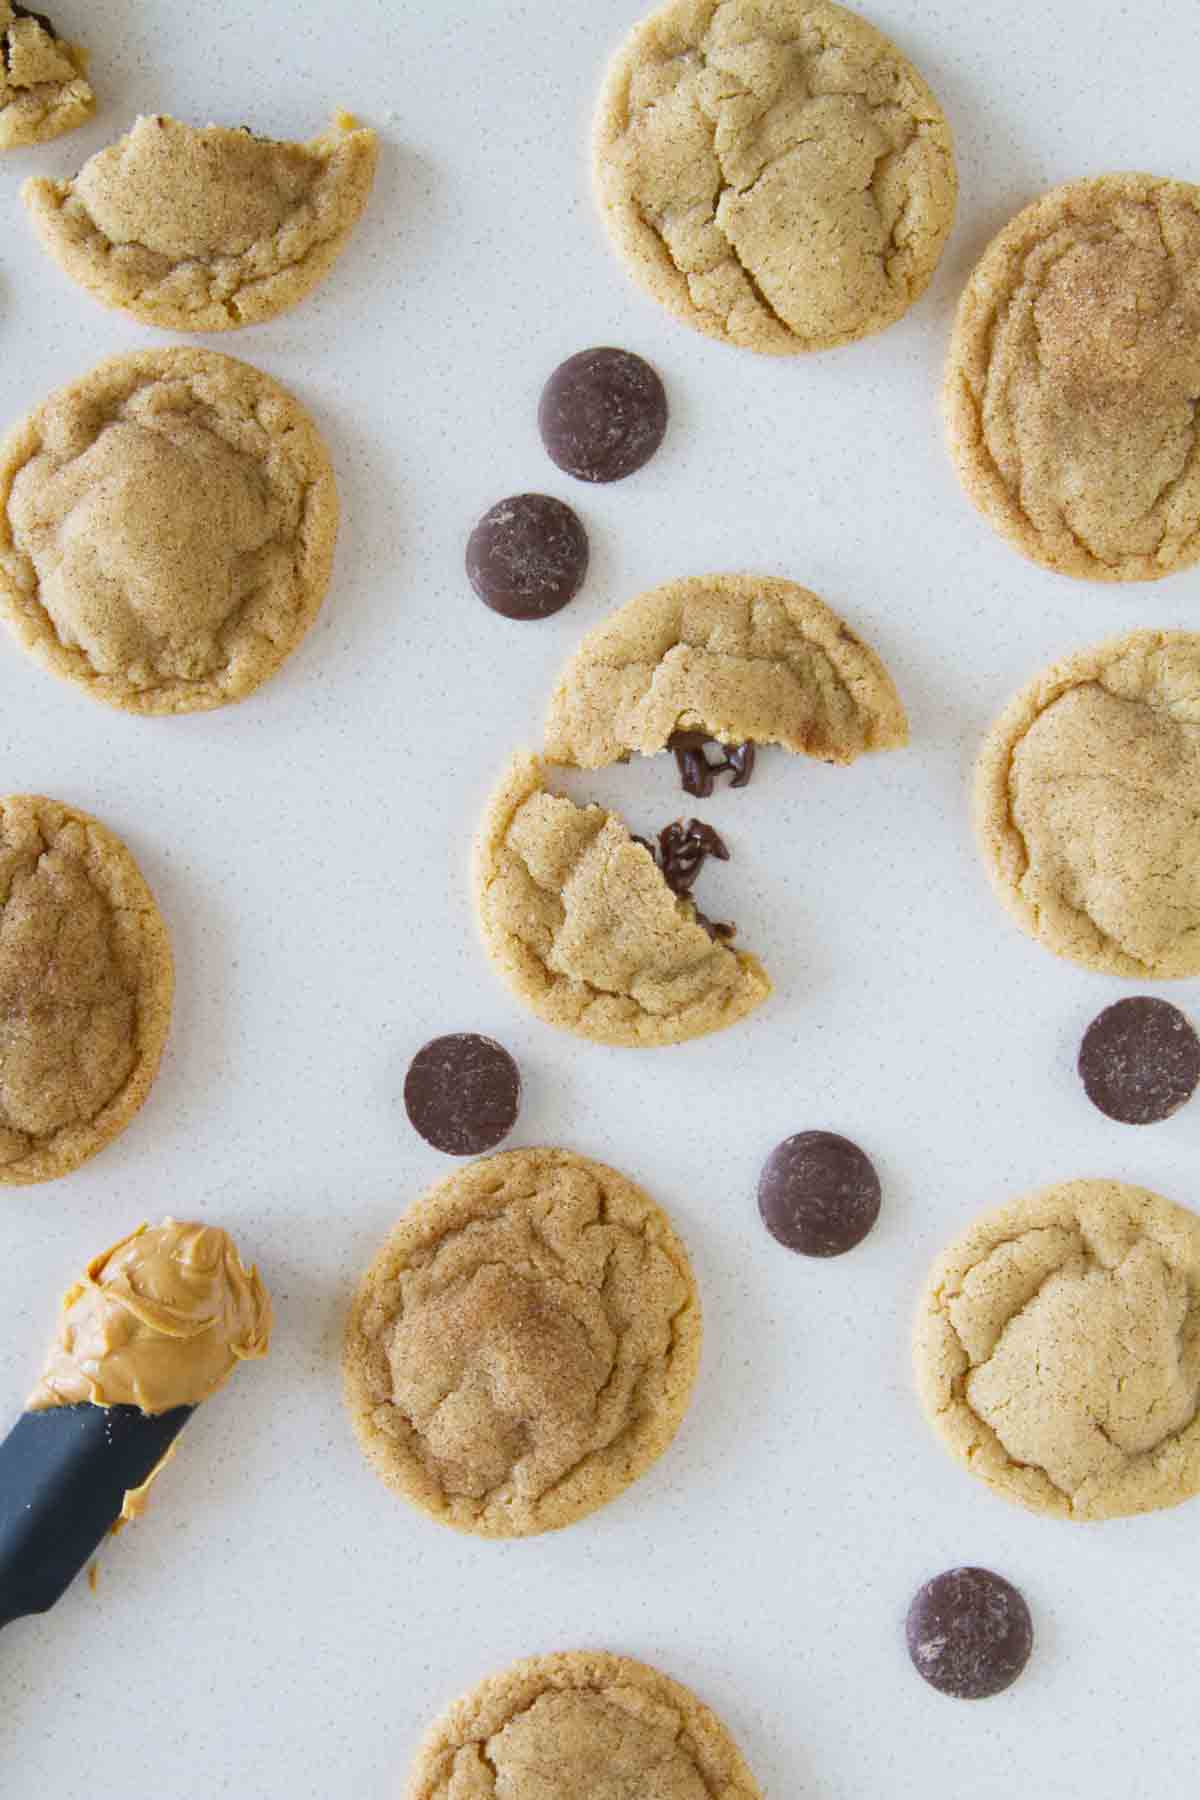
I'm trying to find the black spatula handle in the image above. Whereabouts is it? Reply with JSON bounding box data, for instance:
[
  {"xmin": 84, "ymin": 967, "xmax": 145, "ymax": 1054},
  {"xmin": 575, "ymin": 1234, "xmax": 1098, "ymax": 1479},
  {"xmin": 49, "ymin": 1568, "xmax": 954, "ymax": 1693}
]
[{"xmin": 0, "ymin": 1403, "xmax": 194, "ymax": 1629}]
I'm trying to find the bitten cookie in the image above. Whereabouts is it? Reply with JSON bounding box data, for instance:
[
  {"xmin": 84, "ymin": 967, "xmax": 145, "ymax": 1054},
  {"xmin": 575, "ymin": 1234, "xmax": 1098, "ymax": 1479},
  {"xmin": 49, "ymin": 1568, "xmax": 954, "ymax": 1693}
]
[
  {"xmin": 23, "ymin": 112, "xmax": 378, "ymax": 332},
  {"xmin": 594, "ymin": 0, "xmax": 957, "ymax": 354},
  {"xmin": 0, "ymin": 3, "xmax": 93, "ymax": 149},
  {"xmin": 474, "ymin": 754, "xmax": 771, "ymax": 1047},
  {"xmin": 914, "ymin": 1180, "xmax": 1200, "ymax": 1522},
  {"xmin": 975, "ymin": 631, "xmax": 1200, "ymax": 978},
  {"xmin": 0, "ymin": 348, "xmax": 339, "ymax": 715},
  {"xmin": 945, "ymin": 174, "xmax": 1200, "ymax": 581},
  {"xmin": 0, "ymin": 797, "xmax": 173, "ymax": 1186},
  {"xmin": 406, "ymin": 1651, "xmax": 762, "ymax": 1798},
  {"xmin": 344, "ymin": 1149, "xmax": 702, "ymax": 1538},
  {"xmin": 544, "ymin": 572, "xmax": 908, "ymax": 769}
]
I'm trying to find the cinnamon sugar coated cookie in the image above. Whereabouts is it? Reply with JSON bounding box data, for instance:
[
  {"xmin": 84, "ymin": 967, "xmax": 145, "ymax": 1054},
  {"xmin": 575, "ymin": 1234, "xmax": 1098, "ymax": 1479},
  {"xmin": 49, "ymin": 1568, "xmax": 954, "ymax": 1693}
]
[
  {"xmin": 945, "ymin": 174, "xmax": 1200, "ymax": 581},
  {"xmin": 914, "ymin": 1180, "xmax": 1200, "ymax": 1521},
  {"xmin": 0, "ymin": 797, "xmax": 173, "ymax": 1185},
  {"xmin": 23, "ymin": 113, "xmax": 377, "ymax": 332},
  {"xmin": 593, "ymin": 0, "xmax": 957, "ymax": 354},
  {"xmin": 474, "ymin": 753, "xmax": 771, "ymax": 1047},
  {"xmin": 344, "ymin": 1149, "xmax": 702, "ymax": 1537},
  {"xmin": 0, "ymin": 3, "xmax": 93, "ymax": 149},
  {"xmin": 405, "ymin": 1652, "xmax": 762, "ymax": 1798},
  {"xmin": 0, "ymin": 348, "xmax": 339, "ymax": 714},
  {"xmin": 544, "ymin": 572, "xmax": 908, "ymax": 769},
  {"xmin": 975, "ymin": 631, "xmax": 1200, "ymax": 978}
]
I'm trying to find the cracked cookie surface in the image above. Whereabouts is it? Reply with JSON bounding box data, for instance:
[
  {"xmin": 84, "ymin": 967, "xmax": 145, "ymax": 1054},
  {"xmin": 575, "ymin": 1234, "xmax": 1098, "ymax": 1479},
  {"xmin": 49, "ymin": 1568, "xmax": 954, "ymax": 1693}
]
[
  {"xmin": 593, "ymin": 0, "xmax": 956, "ymax": 354},
  {"xmin": 474, "ymin": 754, "xmax": 771, "ymax": 1048},
  {"xmin": 0, "ymin": 347, "xmax": 338, "ymax": 715},
  {"xmin": 344, "ymin": 1150, "xmax": 702, "ymax": 1538},
  {"xmin": 0, "ymin": 796, "xmax": 172, "ymax": 1186},
  {"xmin": 23, "ymin": 112, "xmax": 377, "ymax": 332},
  {"xmin": 0, "ymin": 3, "xmax": 93, "ymax": 149},
  {"xmin": 914, "ymin": 1180, "xmax": 1200, "ymax": 1521},
  {"xmin": 406, "ymin": 1651, "xmax": 761, "ymax": 1799},
  {"xmin": 945, "ymin": 174, "xmax": 1200, "ymax": 581},
  {"xmin": 545, "ymin": 572, "xmax": 907, "ymax": 768},
  {"xmin": 975, "ymin": 631, "xmax": 1200, "ymax": 978}
]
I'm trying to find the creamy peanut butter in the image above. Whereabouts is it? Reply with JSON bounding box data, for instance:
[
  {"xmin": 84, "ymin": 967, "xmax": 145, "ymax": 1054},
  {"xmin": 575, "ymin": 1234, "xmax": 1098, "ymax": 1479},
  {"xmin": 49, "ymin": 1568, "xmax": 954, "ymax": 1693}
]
[{"xmin": 29, "ymin": 1219, "xmax": 272, "ymax": 1415}]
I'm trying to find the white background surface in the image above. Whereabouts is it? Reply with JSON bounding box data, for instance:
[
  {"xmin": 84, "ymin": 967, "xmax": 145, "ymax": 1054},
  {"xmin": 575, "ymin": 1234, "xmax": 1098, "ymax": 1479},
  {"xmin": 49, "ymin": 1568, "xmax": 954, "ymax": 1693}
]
[{"xmin": 0, "ymin": 1, "xmax": 1197, "ymax": 1794}]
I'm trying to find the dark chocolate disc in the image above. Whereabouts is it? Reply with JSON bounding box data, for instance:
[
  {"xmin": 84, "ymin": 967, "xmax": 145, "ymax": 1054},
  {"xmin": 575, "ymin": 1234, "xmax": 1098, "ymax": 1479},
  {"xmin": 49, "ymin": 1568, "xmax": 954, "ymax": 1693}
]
[
  {"xmin": 757, "ymin": 1131, "xmax": 881, "ymax": 1257},
  {"xmin": 404, "ymin": 1034, "xmax": 521, "ymax": 1156},
  {"xmin": 465, "ymin": 494, "xmax": 589, "ymax": 620},
  {"xmin": 538, "ymin": 348, "xmax": 668, "ymax": 483},
  {"xmin": 906, "ymin": 1567, "xmax": 1034, "ymax": 1700},
  {"xmin": 1078, "ymin": 996, "xmax": 1200, "ymax": 1124}
]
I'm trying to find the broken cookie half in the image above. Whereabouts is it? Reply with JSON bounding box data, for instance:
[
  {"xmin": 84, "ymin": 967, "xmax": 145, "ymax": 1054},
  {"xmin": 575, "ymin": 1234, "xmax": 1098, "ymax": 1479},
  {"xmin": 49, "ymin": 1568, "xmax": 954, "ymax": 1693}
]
[
  {"xmin": 0, "ymin": 2, "xmax": 93, "ymax": 148},
  {"xmin": 474, "ymin": 753, "xmax": 770, "ymax": 1048},
  {"xmin": 544, "ymin": 573, "xmax": 908, "ymax": 785},
  {"xmin": 23, "ymin": 111, "xmax": 377, "ymax": 330}
]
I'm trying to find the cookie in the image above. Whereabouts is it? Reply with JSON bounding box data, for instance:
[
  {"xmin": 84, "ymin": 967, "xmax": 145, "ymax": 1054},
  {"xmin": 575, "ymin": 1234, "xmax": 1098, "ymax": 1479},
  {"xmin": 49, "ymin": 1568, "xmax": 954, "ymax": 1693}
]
[
  {"xmin": 0, "ymin": 3, "xmax": 93, "ymax": 150},
  {"xmin": 0, "ymin": 347, "xmax": 339, "ymax": 715},
  {"xmin": 0, "ymin": 797, "xmax": 173, "ymax": 1186},
  {"xmin": 975, "ymin": 631, "xmax": 1200, "ymax": 978},
  {"xmin": 945, "ymin": 174, "xmax": 1200, "ymax": 582},
  {"xmin": 22, "ymin": 112, "xmax": 377, "ymax": 332},
  {"xmin": 344, "ymin": 1149, "xmax": 702, "ymax": 1537},
  {"xmin": 914, "ymin": 1179, "xmax": 1200, "ymax": 1521},
  {"xmin": 405, "ymin": 1651, "xmax": 762, "ymax": 1798},
  {"xmin": 474, "ymin": 754, "xmax": 771, "ymax": 1048},
  {"xmin": 544, "ymin": 573, "xmax": 908, "ymax": 772},
  {"xmin": 593, "ymin": 0, "xmax": 957, "ymax": 355}
]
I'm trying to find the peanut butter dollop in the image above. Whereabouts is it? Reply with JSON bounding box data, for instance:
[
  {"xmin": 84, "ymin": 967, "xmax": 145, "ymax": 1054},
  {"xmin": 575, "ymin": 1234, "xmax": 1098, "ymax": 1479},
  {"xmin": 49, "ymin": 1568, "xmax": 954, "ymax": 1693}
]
[{"xmin": 28, "ymin": 1218, "xmax": 272, "ymax": 1415}]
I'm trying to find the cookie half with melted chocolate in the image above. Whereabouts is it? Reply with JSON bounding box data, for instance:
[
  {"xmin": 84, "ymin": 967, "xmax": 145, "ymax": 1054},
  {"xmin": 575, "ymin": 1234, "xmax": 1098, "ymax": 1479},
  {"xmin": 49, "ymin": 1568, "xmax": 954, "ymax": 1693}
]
[
  {"xmin": 474, "ymin": 754, "xmax": 768, "ymax": 1048},
  {"xmin": 543, "ymin": 572, "xmax": 907, "ymax": 797}
]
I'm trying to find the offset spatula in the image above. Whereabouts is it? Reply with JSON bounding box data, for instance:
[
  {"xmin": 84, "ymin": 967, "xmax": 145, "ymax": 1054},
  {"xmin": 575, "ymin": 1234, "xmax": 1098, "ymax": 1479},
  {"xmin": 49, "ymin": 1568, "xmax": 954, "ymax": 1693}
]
[{"xmin": 0, "ymin": 1403, "xmax": 193, "ymax": 1630}]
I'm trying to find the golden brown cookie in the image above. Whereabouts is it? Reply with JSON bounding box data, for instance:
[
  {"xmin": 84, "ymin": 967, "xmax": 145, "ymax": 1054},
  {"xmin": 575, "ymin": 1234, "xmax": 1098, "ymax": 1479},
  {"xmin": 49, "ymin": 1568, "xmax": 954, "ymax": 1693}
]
[
  {"xmin": 945, "ymin": 174, "xmax": 1200, "ymax": 581},
  {"xmin": 23, "ymin": 112, "xmax": 378, "ymax": 332},
  {"xmin": 407, "ymin": 1651, "xmax": 762, "ymax": 1797},
  {"xmin": 0, "ymin": 348, "xmax": 339, "ymax": 715},
  {"xmin": 914, "ymin": 1180, "xmax": 1200, "ymax": 1522},
  {"xmin": 544, "ymin": 572, "xmax": 908, "ymax": 769},
  {"xmin": 344, "ymin": 1149, "xmax": 702, "ymax": 1538},
  {"xmin": 0, "ymin": 3, "xmax": 93, "ymax": 149},
  {"xmin": 975, "ymin": 631, "xmax": 1200, "ymax": 978},
  {"xmin": 474, "ymin": 754, "xmax": 771, "ymax": 1048},
  {"xmin": 593, "ymin": 0, "xmax": 957, "ymax": 354},
  {"xmin": 0, "ymin": 797, "xmax": 173, "ymax": 1186}
]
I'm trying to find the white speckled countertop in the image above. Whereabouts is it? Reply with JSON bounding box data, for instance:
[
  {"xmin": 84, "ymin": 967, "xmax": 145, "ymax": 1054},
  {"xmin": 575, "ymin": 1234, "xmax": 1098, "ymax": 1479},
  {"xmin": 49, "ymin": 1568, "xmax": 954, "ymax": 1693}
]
[{"xmin": 1, "ymin": 2, "xmax": 1198, "ymax": 1794}]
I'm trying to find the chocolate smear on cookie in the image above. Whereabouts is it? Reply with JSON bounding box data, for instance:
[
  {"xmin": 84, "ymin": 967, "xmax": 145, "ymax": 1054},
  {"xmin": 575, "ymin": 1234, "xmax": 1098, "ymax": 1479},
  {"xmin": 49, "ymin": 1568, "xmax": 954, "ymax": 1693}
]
[
  {"xmin": 668, "ymin": 731, "xmax": 756, "ymax": 798},
  {"xmin": 635, "ymin": 819, "xmax": 735, "ymax": 941}
]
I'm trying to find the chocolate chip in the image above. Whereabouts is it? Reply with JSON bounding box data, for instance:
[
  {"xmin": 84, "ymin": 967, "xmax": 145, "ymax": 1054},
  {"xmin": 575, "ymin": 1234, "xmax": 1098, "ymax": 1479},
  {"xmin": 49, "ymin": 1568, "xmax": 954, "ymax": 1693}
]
[
  {"xmin": 668, "ymin": 732, "xmax": 756, "ymax": 798},
  {"xmin": 757, "ymin": 1132, "xmax": 881, "ymax": 1256},
  {"xmin": 538, "ymin": 348, "xmax": 668, "ymax": 483},
  {"xmin": 656, "ymin": 817, "xmax": 729, "ymax": 894},
  {"xmin": 465, "ymin": 493, "xmax": 589, "ymax": 621},
  {"xmin": 906, "ymin": 1568, "xmax": 1034, "ymax": 1699},
  {"xmin": 634, "ymin": 819, "xmax": 735, "ymax": 942},
  {"xmin": 404, "ymin": 1034, "xmax": 521, "ymax": 1156},
  {"xmin": 1078, "ymin": 996, "xmax": 1200, "ymax": 1124}
]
